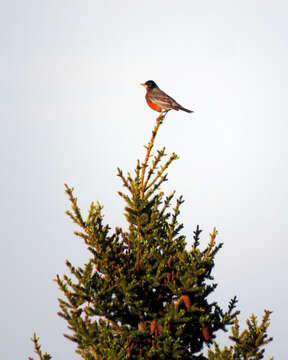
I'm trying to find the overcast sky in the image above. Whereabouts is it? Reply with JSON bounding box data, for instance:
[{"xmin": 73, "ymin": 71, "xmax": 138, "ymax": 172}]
[{"xmin": 1, "ymin": 1, "xmax": 287, "ymax": 358}]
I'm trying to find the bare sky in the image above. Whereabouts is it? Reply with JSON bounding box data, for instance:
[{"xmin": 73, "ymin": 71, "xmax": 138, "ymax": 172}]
[{"xmin": 1, "ymin": 1, "xmax": 287, "ymax": 358}]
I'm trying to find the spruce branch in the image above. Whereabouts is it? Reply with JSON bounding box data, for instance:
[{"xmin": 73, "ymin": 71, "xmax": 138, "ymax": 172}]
[
  {"xmin": 64, "ymin": 184, "xmax": 86, "ymax": 229},
  {"xmin": 144, "ymin": 152, "xmax": 179, "ymax": 200},
  {"xmin": 193, "ymin": 225, "xmax": 202, "ymax": 249},
  {"xmin": 140, "ymin": 113, "xmax": 165, "ymax": 199},
  {"xmin": 208, "ymin": 310, "xmax": 273, "ymax": 360},
  {"xmin": 142, "ymin": 147, "xmax": 165, "ymax": 193},
  {"xmin": 29, "ymin": 333, "xmax": 52, "ymax": 360}
]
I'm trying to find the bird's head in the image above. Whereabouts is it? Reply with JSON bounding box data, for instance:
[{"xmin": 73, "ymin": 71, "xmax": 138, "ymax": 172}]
[{"xmin": 140, "ymin": 80, "xmax": 158, "ymax": 90}]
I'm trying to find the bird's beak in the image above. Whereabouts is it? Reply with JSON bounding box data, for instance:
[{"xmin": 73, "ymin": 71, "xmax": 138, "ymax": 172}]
[{"xmin": 140, "ymin": 83, "xmax": 146, "ymax": 87}]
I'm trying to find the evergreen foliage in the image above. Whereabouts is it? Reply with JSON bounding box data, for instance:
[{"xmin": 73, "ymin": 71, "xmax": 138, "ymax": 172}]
[{"xmin": 30, "ymin": 114, "xmax": 273, "ymax": 359}]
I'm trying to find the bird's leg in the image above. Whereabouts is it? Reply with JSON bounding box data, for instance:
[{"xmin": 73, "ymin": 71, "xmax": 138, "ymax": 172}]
[
  {"xmin": 161, "ymin": 109, "xmax": 170, "ymax": 116},
  {"xmin": 157, "ymin": 110, "xmax": 170, "ymax": 123}
]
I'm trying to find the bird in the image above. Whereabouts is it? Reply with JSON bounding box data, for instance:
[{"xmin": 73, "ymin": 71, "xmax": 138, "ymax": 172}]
[{"xmin": 141, "ymin": 80, "xmax": 193, "ymax": 114}]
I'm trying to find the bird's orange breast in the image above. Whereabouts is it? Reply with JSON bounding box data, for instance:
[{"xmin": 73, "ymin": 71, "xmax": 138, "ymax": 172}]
[{"xmin": 145, "ymin": 92, "xmax": 162, "ymax": 112}]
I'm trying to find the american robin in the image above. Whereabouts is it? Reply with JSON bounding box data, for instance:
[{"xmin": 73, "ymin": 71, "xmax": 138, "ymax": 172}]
[{"xmin": 141, "ymin": 80, "xmax": 193, "ymax": 114}]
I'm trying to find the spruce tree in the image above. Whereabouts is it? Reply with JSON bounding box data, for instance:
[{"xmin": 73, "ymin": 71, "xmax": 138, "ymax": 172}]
[{"xmin": 30, "ymin": 114, "xmax": 273, "ymax": 360}]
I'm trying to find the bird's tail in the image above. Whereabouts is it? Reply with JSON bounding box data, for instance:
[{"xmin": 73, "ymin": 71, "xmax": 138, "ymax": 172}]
[{"xmin": 179, "ymin": 106, "xmax": 194, "ymax": 113}]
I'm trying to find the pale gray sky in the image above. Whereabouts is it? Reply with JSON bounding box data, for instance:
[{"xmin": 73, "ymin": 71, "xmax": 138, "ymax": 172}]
[{"xmin": 1, "ymin": 1, "xmax": 287, "ymax": 358}]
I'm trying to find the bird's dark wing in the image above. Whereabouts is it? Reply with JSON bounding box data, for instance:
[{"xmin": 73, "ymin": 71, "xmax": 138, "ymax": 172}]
[{"xmin": 147, "ymin": 87, "xmax": 181, "ymax": 109}]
